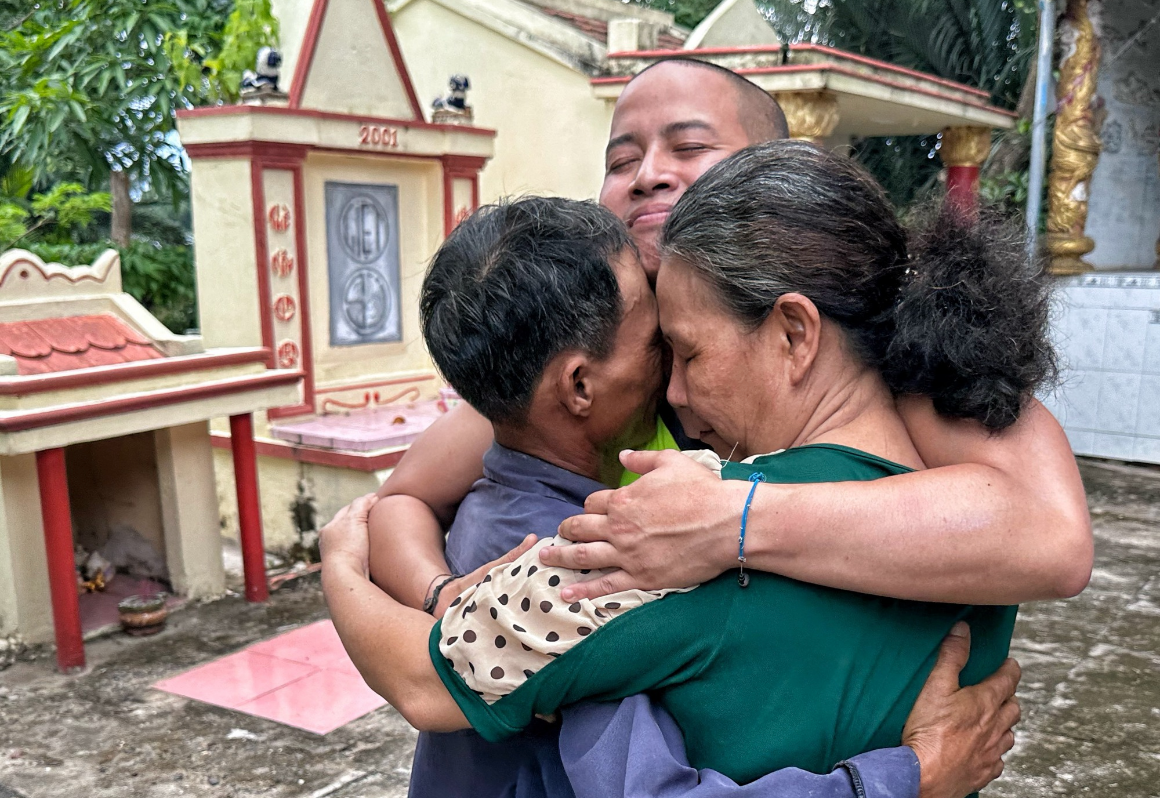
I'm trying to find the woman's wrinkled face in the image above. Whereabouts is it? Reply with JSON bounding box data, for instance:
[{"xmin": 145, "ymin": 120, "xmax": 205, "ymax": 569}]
[{"xmin": 656, "ymin": 258, "xmax": 794, "ymax": 459}]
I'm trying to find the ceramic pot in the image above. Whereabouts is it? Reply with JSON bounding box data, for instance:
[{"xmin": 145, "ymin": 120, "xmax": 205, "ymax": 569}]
[{"xmin": 118, "ymin": 594, "xmax": 168, "ymax": 636}]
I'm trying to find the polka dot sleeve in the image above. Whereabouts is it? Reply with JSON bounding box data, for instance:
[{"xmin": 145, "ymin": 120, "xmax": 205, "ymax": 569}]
[{"xmin": 435, "ymin": 536, "xmax": 693, "ymax": 705}]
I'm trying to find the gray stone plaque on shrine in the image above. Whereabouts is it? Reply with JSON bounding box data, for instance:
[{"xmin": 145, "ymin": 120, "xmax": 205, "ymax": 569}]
[{"xmin": 325, "ymin": 181, "xmax": 402, "ymax": 346}]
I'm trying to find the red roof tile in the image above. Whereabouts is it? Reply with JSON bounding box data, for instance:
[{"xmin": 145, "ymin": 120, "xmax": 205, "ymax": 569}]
[
  {"xmin": 541, "ymin": 8, "xmax": 607, "ymax": 40},
  {"xmin": 539, "ymin": 8, "xmax": 684, "ymax": 49},
  {"xmin": 0, "ymin": 314, "xmax": 163, "ymax": 375}
]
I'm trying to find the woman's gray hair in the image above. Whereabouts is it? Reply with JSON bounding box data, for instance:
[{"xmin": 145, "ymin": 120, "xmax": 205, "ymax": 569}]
[{"xmin": 659, "ymin": 140, "xmax": 1056, "ymax": 432}]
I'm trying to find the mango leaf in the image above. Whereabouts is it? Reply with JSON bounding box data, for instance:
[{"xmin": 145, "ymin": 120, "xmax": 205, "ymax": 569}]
[{"xmin": 9, "ymin": 105, "xmax": 30, "ymax": 136}]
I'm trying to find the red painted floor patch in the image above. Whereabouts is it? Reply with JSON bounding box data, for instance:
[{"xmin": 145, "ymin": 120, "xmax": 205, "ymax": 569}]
[{"xmin": 153, "ymin": 620, "xmax": 386, "ymax": 734}]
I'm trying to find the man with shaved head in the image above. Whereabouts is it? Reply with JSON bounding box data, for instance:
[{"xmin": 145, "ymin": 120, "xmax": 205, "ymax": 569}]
[
  {"xmin": 601, "ymin": 59, "xmax": 787, "ymax": 279},
  {"xmin": 323, "ymin": 57, "xmax": 1089, "ymax": 798}
]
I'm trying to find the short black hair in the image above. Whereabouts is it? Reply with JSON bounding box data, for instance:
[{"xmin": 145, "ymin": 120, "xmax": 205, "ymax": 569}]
[
  {"xmin": 632, "ymin": 58, "xmax": 789, "ymax": 142},
  {"xmin": 421, "ymin": 197, "xmax": 632, "ymax": 425}
]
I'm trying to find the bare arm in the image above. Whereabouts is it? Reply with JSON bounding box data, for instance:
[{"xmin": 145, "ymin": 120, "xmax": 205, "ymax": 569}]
[
  {"xmin": 546, "ymin": 398, "xmax": 1092, "ymax": 605},
  {"xmin": 367, "ymin": 495, "xmax": 450, "ymax": 607},
  {"xmin": 322, "ymin": 496, "xmax": 468, "ymax": 732},
  {"xmin": 365, "ymin": 402, "xmax": 495, "ymax": 607},
  {"xmin": 376, "ymin": 402, "xmax": 494, "ymax": 523}
]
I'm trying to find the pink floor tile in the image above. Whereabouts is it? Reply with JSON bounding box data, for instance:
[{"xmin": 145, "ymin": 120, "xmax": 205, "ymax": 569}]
[
  {"xmin": 235, "ymin": 668, "xmax": 387, "ymax": 735},
  {"xmin": 154, "ymin": 649, "xmax": 317, "ymax": 709},
  {"xmin": 153, "ymin": 620, "xmax": 386, "ymax": 734},
  {"xmin": 248, "ymin": 620, "xmax": 362, "ymax": 676}
]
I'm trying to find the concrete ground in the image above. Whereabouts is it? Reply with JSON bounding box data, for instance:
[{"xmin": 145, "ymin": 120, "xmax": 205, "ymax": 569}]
[{"xmin": 0, "ymin": 457, "xmax": 1156, "ymax": 798}]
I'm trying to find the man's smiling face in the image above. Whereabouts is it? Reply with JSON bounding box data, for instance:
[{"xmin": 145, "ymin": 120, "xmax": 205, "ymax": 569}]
[{"xmin": 598, "ymin": 62, "xmax": 754, "ymax": 280}]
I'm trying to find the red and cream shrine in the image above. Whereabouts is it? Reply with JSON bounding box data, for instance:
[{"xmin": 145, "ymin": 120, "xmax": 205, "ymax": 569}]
[
  {"xmin": 0, "ymin": 249, "xmax": 298, "ymax": 671},
  {"xmin": 176, "ymin": 0, "xmax": 494, "ymax": 548}
]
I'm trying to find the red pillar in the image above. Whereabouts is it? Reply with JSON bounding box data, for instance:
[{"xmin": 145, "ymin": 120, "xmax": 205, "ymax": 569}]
[
  {"xmin": 939, "ymin": 126, "xmax": 990, "ymax": 218},
  {"xmin": 946, "ymin": 165, "xmax": 980, "ymax": 214},
  {"xmin": 229, "ymin": 413, "xmax": 268, "ymax": 602},
  {"xmin": 35, "ymin": 448, "xmax": 84, "ymax": 673}
]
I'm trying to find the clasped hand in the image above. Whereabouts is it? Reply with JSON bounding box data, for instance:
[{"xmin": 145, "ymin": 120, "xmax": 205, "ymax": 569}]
[{"xmin": 541, "ymin": 449, "xmax": 748, "ymax": 602}]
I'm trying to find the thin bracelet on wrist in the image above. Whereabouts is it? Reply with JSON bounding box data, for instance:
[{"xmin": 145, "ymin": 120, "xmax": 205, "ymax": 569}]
[
  {"xmin": 737, "ymin": 471, "xmax": 766, "ymax": 588},
  {"xmin": 422, "ymin": 572, "xmax": 451, "ymax": 611},
  {"xmin": 423, "ymin": 573, "xmax": 461, "ymax": 615}
]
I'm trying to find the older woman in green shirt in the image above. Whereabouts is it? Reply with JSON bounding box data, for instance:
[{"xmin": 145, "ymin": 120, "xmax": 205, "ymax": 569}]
[
  {"xmin": 329, "ymin": 141, "xmax": 1052, "ymax": 791},
  {"xmin": 421, "ymin": 142, "xmax": 1045, "ymax": 788}
]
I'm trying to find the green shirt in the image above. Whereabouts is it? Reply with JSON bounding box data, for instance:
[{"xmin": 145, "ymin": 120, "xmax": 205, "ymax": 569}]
[
  {"xmin": 618, "ymin": 417, "xmax": 680, "ymax": 486},
  {"xmin": 431, "ymin": 443, "xmax": 1017, "ymax": 783}
]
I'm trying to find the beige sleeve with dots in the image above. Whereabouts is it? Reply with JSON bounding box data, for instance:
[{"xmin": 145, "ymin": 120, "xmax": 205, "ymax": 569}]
[
  {"xmin": 437, "ymin": 452, "xmax": 724, "ymax": 704},
  {"xmin": 437, "ymin": 537, "xmax": 693, "ymax": 703}
]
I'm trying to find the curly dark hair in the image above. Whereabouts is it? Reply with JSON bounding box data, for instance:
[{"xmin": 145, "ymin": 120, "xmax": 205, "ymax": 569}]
[
  {"xmin": 887, "ymin": 204, "xmax": 1057, "ymax": 430},
  {"xmin": 660, "ymin": 140, "xmax": 1057, "ymax": 431}
]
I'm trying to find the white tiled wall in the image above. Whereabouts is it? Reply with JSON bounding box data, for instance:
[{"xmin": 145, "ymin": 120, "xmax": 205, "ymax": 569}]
[{"xmin": 1041, "ymin": 272, "xmax": 1160, "ymax": 463}]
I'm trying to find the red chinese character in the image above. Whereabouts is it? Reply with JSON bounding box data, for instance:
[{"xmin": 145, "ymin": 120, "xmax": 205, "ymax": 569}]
[
  {"xmin": 453, "ymin": 206, "xmax": 472, "ymax": 227},
  {"xmin": 273, "ymin": 294, "xmax": 297, "ymax": 322},
  {"xmin": 270, "ymin": 249, "xmax": 294, "ymax": 278},
  {"xmin": 268, "ymin": 204, "xmax": 292, "ymax": 232},
  {"xmin": 276, "ymin": 340, "xmax": 299, "ymax": 368}
]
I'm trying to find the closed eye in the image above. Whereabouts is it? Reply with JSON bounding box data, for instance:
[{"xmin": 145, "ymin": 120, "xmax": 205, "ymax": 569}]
[{"xmin": 607, "ymin": 156, "xmax": 639, "ymax": 173}]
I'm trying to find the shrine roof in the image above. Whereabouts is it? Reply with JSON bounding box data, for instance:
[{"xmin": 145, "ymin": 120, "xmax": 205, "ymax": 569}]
[
  {"xmin": 593, "ymin": 43, "xmax": 1017, "ymax": 136},
  {"xmin": 0, "ymin": 314, "xmax": 164, "ymax": 375},
  {"xmin": 540, "ymin": 7, "xmax": 685, "ymax": 49}
]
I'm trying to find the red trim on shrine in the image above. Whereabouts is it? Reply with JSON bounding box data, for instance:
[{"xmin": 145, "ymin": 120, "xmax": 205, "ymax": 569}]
[
  {"xmin": 230, "ymin": 413, "xmax": 269, "ymax": 603},
  {"xmin": 289, "ymin": 0, "xmax": 424, "ymax": 120},
  {"xmin": 0, "ymin": 348, "xmax": 269, "ymax": 395},
  {"xmin": 604, "ymin": 43, "xmax": 992, "ymax": 100},
  {"xmin": 442, "ymin": 156, "xmax": 487, "ymax": 236},
  {"xmin": 591, "ymin": 64, "xmax": 1017, "ymax": 120},
  {"xmin": 210, "ymin": 431, "xmax": 408, "ymax": 473},
  {"xmin": 946, "ymin": 166, "xmax": 980, "ymax": 213}
]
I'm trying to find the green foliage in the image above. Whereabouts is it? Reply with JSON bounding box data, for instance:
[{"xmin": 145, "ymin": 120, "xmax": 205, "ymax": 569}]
[
  {"xmin": 851, "ymin": 135, "xmax": 944, "ymax": 208},
  {"xmin": 0, "ymin": 164, "xmax": 33, "ymax": 201},
  {"xmin": 980, "ymin": 117, "xmax": 1049, "ymax": 224},
  {"xmin": 25, "ymin": 240, "xmax": 198, "ymax": 334},
  {"xmin": 0, "ymin": 1, "xmax": 275, "ymax": 333},
  {"xmin": 0, "ymin": 180, "xmax": 111, "ymax": 248},
  {"xmin": 119, "ymin": 241, "xmax": 198, "ymax": 333},
  {"xmin": 29, "ymin": 183, "xmax": 111, "ymax": 241},
  {"xmin": 757, "ymin": 0, "xmax": 1038, "ymax": 210},
  {"xmin": 761, "ymin": 0, "xmax": 1036, "ymax": 107},
  {"xmin": 0, "ymin": 0, "xmax": 274, "ymax": 198},
  {"xmin": 979, "ymin": 168, "xmax": 1028, "ymax": 211},
  {"xmin": 0, "ymin": 204, "xmax": 27, "ymax": 244},
  {"xmin": 167, "ymin": 0, "xmax": 279, "ymax": 103},
  {"xmin": 0, "ymin": 1, "xmax": 212, "ymax": 198},
  {"xmin": 629, "ymin": 0, "xmax": 722, "ymax": 29}
]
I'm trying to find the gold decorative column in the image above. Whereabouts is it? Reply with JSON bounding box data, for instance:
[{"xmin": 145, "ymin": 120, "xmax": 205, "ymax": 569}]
[
  {"xmin": 773, "ymin": 90, "xmax": 840, "ymax": 144},
  {"xmin": 1046, "ymin": 0, "xmax": 1103, "ymax": 275},
  {"xmin": 938, "ymin": 126, "xmax": 992, "ymax": 212}
]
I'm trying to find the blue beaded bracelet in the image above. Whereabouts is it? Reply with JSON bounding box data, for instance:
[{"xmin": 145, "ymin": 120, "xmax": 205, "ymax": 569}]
[{"xmin": 737, "ymin": 471, "xmax": 766, "ymax": 588}]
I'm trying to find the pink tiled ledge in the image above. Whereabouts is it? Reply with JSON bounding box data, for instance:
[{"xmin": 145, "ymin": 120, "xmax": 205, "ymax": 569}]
[{"xmin": 270, "ymin": 401, "xmax": 445, "ymax": 451}]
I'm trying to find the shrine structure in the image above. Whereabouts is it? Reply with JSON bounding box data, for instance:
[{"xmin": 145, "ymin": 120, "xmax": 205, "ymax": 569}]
[
  {"xmin": 0, "ymin": 249, "xmax": 298, "ymax": 671},
  {"xmin": 390, "ymin": 0, "xmax": 1016, "ymax": 208},
  {"xmin": 176, "ymin": 0, "xmax": 493, "ymax": 548}
]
